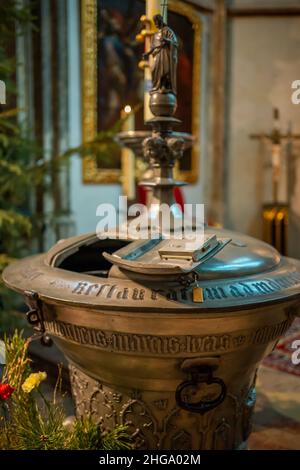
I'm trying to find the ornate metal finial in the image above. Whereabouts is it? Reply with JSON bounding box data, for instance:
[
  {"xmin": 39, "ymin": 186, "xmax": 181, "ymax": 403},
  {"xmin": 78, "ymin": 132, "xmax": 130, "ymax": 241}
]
[
  {"xmin": 143, "ymin": 14, "xmax": 178, "ymax": 117},
  {"xmin": 139, "ymin": 15, "xmax": 185, "ymax": 226}
]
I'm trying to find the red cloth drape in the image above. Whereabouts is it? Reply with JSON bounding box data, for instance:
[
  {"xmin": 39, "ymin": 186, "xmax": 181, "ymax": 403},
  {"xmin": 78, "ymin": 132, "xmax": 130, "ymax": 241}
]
[{"xmin": 137, "ymin": 186, "xmax": 185, "ymax": 211}]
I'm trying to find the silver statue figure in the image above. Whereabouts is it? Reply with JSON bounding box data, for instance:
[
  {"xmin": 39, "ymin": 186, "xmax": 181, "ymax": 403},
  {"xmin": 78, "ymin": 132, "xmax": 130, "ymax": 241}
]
[{"xmin": 143, "ymin": 14, "xmax": 178, "ymax": 95}]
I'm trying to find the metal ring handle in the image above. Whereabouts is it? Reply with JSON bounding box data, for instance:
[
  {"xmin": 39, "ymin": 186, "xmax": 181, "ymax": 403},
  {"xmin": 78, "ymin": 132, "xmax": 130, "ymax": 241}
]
[{"xmin": 175, "ymin": 368, "xmax": 226, "ymax": 414}]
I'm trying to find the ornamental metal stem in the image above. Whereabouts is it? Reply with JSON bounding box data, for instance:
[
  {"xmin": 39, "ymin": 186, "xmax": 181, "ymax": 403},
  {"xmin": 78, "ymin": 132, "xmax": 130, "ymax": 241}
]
[{"xmin": 140, "ymin": 15, "xmax": 189, "ymax": 227}]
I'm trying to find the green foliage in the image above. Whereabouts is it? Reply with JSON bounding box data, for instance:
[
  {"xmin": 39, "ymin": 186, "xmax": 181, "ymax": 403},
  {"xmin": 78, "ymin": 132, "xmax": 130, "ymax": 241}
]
[
  {"xmin": 0, "ymin": 105, "xmax": 35, "ymax": 333},
  {"xmin": 0, "ymin": 1, "xmax": 37, "ymax": 334},
  {"xmin": 102, "ymin": 425, "xmax": 133, "ymax": 451},
  {"xmin": 2, "ymin": 329, "xmax": 31, "ymax": 392},
  {"xmin": 0, "ymin": 330, "xmax": 133, "ymax": 450},
  {"xmin": 0, "ymin": 108, "xmax": 36, "ymax": 260},
  {"xmin": 69, "ymin": 415, "xmax": 102, "ymax": 450},
  {"xmin": 12, "ymin": 399, "xmax": 68, "ymax": 450},
  {"xmin": 0, "ymin": 1, "xmax": 33, "ymax": 91},
  {"xmin": 69, "ymin": 416, "xmax": 132, "ymax": 450}
]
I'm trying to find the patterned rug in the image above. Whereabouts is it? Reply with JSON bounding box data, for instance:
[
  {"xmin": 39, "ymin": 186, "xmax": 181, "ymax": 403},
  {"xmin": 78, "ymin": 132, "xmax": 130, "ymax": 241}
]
[{"xmin": 263, "ymin": 318, "xmax": 300, "ymax": 377}]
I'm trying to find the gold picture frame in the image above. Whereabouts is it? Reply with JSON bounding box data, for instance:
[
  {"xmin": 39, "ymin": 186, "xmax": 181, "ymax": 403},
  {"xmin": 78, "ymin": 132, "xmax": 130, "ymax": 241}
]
[{"xmin": 81, "ymin": 0, "xmax": 202, "ymax": 184}]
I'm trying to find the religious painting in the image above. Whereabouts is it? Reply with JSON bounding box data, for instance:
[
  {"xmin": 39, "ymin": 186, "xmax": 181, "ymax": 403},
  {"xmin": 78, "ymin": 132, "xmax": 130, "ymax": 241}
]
[{"xmin": 81, "ymin": 0, "xmax": 201, "ymax": 183}]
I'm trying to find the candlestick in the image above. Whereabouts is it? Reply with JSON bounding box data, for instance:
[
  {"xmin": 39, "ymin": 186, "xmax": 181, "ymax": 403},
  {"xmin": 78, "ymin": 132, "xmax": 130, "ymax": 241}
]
[{"xmin": 121, "ymin": 105, "xmax": 135, "ymax": 200}]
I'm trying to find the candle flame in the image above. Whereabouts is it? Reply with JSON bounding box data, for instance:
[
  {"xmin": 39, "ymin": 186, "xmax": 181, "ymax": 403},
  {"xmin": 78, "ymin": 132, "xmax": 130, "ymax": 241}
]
[{"xmin": 124, "ymin": 105, "xmax": 132, "ymax": 114}]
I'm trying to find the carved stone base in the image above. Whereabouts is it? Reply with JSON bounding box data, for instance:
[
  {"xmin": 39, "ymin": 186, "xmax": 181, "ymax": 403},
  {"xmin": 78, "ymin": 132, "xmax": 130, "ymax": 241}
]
[{"xmin": 69, "ymin": 363, "xmax": 256, "ymax": 450}]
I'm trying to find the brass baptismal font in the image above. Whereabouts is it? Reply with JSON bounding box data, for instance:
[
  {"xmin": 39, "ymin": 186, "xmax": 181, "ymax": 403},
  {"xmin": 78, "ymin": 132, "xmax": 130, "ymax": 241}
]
[{"xmin": 3, "ymin": 15, "xmax": 300, "ymax": 450}]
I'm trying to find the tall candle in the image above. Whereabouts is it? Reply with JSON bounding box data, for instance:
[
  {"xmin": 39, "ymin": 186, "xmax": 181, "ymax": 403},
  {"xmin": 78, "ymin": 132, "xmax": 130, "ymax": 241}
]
[
  {"xmin": 271, "ymin": 143, "xmax": 281, "ymax": 203},
  {"xmin": 271, "ymin": 108, "xmax": 281, "ymax": 204},
  {"xmin": 121, "ymin": 105, "xmax": 135, "ymax": 200}
]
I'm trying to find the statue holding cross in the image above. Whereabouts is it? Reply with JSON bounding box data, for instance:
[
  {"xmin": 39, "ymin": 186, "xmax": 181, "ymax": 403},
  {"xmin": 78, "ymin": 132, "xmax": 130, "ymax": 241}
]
[{"xmin": 143, "ymin": 14, "xmax": 178, "ymax": 96}]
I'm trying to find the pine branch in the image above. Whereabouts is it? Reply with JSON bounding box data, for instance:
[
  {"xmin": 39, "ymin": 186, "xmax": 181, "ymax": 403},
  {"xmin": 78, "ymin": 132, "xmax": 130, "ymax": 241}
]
[{"xmin": 1, "ymin": 331, "xmax": 133, "ymax": 450}]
